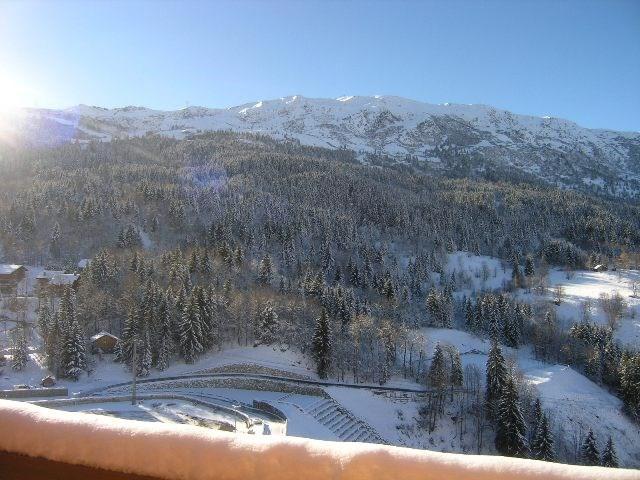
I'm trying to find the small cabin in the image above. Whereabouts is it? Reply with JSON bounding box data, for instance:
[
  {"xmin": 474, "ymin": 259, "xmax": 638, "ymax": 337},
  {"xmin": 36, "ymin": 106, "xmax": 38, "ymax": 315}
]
[
  {"xmin": 0, "ymin": 265, "xmax": 27, "ymax": 295},
  {"xmin": 36, "ymin": 271, "xmax": 80, "ymax": 297},
  {"xmin": 90, "ymin": 332, "xmax": 119, "ymax": 354},
  {"xmin": 593, "ymin": 264, "xmax": 608, "ymax": 272},
  {"xmin": 41, "ymin": 375, "xmax": 56, "ymax": 388}
]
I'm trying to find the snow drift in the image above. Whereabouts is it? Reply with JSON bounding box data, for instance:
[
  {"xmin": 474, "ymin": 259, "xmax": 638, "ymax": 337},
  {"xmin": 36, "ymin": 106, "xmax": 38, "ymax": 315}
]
[{"xmin": 0, "ymin": 400, "xmax": 637, "ymax": 480}]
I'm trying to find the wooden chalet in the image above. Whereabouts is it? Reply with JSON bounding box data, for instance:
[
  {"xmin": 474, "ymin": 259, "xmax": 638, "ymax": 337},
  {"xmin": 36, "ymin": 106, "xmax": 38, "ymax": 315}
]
[{"xmin": 0, "ymin": 265, "xmax": 27, "ymax": 295}]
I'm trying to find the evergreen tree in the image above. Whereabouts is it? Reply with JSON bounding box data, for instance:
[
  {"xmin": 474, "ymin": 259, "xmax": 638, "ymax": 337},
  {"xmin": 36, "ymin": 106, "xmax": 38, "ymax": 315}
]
[
  {"xmin": 178, "ymin": 295, "xmax": 202, "ymax": 363},
  {"xmin": 530, "ymin": 398, "xmax": 543, "ymax": 442},
  {"xmin": 155, "ymin": 297, "xmax": 173, "ymax": 371},
  {"xmin": 64, "ymin": 313, "xmax": 86, "ymax": 380},
  {"xmin": 116, "ymin": 309, "xmax": 137, "ymax": 366},
  {"xmin": 58, "ymin": 287, "xmax": 86, "ymax": 380},
  {"xmin": 464, "ymin": 298, "xmax": 476, "ymax": 331},
  {"xmin": 257, "ymin": 302, "xmax": 278, "ymax": 345},
  {"xmin": 428, "ymin": 343, "xmax": 447, "ymax": 389},
  {"xmin": 311, "ymin": 309, "xmax": 332, "ymax": 379},
  {"xmin": 524, "ymin": 255, "xmax": 535, "ymax": 277},
  {"xmin": 200, "ymin": 250, "xmax": 213, "ymax": 276},
  {"xmin": 620, "ymin": 352, "xmax": 640, "ymax": 418},
  {"xmin": 531, "ymin": 412, "xmax": 555, "ymax": 462},
  {"xmin": 450, "ymin": 348, "xmax": 464, "ymax": 387},
  {"xmin": 581, "ymin": 429, "xmax": 600, "ymax": 466},
  {"xmin": 486, "ymin": 340, "xmax": 508, "ymax": 419},
  {"xmin": 503, "ymin": 307, "xmax": 521, "ymax": 348},
  {"xmin": 257, "ymin": 254, "xmax": 274, "ymax": 285},
  {"xmin": 426, "ymin": 288, "xmax": 441, "ymax": 327},
  {"xmin": 601, "ymin": 436, "xmax": 619, "ymax": 468},
  {"xmin": 11, "ymin": 326, "xmax": 29, "ymax": 371},
  {"xmin": 194, "ymin": 286, "xmax": 214, "ymax": 350},
  {"xmin": 49, "ymin": 222, "xmax": 61, "ymax": 258},
  {"xmin": 495, "ymin": 376, "xmax": 528, "ymax": 457},
  {"xmin": 511, "ymin": 255, "xmax": 523, "ymax": 289},
  {"xmin": 37, "ymin": 303, "xmax": 54, "ymax": 365},
  {"xmin": 138, "ymin": 330, "xmax": 152, "ymax": 377}
]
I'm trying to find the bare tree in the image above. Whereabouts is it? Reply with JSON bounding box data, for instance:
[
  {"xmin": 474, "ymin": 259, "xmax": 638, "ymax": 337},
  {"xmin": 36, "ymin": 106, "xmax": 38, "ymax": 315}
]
[
  {"xmin": 553, "ymin": 284, "xmax": 565, "ymax": 305},
  {"xmin": 599, "ymin": 291, "xmax": 628, "ymax": 330}
]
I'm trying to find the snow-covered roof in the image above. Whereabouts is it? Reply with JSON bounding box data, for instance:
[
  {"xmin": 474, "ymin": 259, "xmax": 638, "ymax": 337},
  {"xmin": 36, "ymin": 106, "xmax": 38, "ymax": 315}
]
[
  {"xmin": 0, "ymin": 264, "xmax": 24, "ymax": 275},
  {"xmin": 77, "ymin": 259, "xmax": 90, "ymax": 268},
  {"xmin": 90, "ymin": 331, "xmax": 119, "ymax": 342},
  {"xmin": 49, "ymin": 273, "xmax": 79, "ymax": 286},
  {"xmin": 36, "ymin": 270, "xmax": 63, "ymax": 280}
]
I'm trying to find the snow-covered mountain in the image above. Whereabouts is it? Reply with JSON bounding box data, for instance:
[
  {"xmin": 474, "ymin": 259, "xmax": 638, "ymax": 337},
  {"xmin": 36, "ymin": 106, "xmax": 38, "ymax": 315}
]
[{"xmin": 6, "ymin": 95, "xmax": 640, "ymax": 196}]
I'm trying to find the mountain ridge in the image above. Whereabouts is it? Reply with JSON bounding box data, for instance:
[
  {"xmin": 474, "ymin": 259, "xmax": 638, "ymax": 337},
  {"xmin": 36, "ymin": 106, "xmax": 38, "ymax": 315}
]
[{"xmin": 5, "ymin": 94, "xmax": 640, "ymax": 198}]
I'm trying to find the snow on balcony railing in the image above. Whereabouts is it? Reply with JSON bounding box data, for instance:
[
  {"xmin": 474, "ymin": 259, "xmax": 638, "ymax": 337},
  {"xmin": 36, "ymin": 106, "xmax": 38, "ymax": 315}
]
[{"xmin": 0, "ymin": 400, "xmax": 637, "ymax": 480}]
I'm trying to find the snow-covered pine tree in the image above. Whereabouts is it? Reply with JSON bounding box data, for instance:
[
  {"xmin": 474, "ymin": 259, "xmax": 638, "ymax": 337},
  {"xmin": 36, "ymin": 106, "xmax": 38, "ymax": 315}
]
[
  {"xmin": 524, "ymin": 255, "xmax": 535, "ymax": 277},
  {"xmin": 37, "ymin": 303, "xmax": 59, "ymax": 372},
  {"xmin": 619, "ymin": 352, "xmax": 640, "ymax": 418},
  {"xmin": 200, "ymin": 250, "xmax": 213, "ymax": 276},
  {"xmin": 581, "ymin": 429, "xmax": 600, "ymax": 466},
  {"xmin": 450, "ymin": 348, "xmax": 464, "ymax": 387},
  {"xmin": 155, "ymin": 296, "xmax": 173, "ymax": 371},
  {"xmin": 257, "ymin": 302, "xmax": 279, "ymax": 345},
  {"xmin": 257, "ymin": 254, "xmax": 274, "ymax": 285},
  {"xmin": 179, "ymin": 294, "xmax": 203, "ymax": 363},
  {"xmin": 511, "ymin": 257, "xmax": 523, "ymax": 289},
  {"xmin": 64, "ymin": 310, "xmax": 86, "ymax": 380},
  {"xmin": 116, "ymin": 309, "xmax": 138, "ymax": 366},
  {"xmin": 486, "ymin": 339, "xmax": 508, "ymax": 420},
  {"xmin": 37, "ymin": 303, "xmax": 52, "ymax": 339},
  {"xmin": 426, "ymin": 288, "xmax": 440, "ymax": 327},
  {"xmin": 531, "ymin": 412, "xmax": 555, "ymax": 462},
  {"xmin": 138, "ymin": 329, "xmax": 152, "ymax": 377},
  {"xmin": 56, "ymin": 287, "xmax": 86, "ymax": 380},
  {"xmin": 503, "ymin": 306, "xmax": 521, "ymax": 348},
  {"xmin": 495, "ymin": 376, "xmax": 528, "ymax": 457},
  {"xmin": 530, "ymin": 398, "xmax": 543, "ymax": 442},
  {"xmin": 464, "ymin": 297, "xmax": 476, "ymax": 331},
  {"xmin": 188, "ymin": 249, "xmax": 198, "ymax": 274},
  {"xmin": 428, "ymin": 343, "xmax": 447, "ymax": 389},
  {"xmin": 311, "ymin": 308, "xmax": 332, "ymax": 379},
  {"xmin": 11, "ymin": 326, "xmax": 29, "ymax": 371},
  {"xmin": 601, "ymin": 436, "xmax": 619, "ymax": 468},
  {"xmin": 49, "ymin": 222, "xmax": 61, "ymax": 258},
  {"xmin": 194, "ymin": 286, "xmax": 214, "ymax": 350}
]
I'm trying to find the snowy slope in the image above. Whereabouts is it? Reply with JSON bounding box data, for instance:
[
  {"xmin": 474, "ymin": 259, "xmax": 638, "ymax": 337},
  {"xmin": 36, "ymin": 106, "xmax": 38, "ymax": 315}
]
[
  {"xmin": 5, "ymin": 95, "xmax": 640, "ymax": 197},
  {"xmin": 418, "ymin": 327, "xmax": 640, "ymax": 468}
]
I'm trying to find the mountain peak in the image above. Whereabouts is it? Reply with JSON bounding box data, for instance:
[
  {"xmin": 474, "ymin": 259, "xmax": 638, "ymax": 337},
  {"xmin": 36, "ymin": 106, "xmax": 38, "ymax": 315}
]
[{"xmin": 8, "ymin": 94, "xmax": 640, "ymax": 198}]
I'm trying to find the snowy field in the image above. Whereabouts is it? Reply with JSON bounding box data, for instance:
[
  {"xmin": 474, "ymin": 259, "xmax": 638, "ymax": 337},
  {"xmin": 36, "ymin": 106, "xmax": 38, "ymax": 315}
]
[
  {"xmin": 416, "ymin": 327, "xmax": 640, "ymax": 467},
  {"xmin": 543, "ymin": 269, "xmax": 640, "ymax": 347},
  {"xmin": 0, "ymin": 343, "xmax": 313, "ymax": 393}
]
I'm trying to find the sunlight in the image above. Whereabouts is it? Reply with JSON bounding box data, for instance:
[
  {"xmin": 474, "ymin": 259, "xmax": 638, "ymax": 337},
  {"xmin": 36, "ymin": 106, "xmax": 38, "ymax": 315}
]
[
  {"xmin": 0, "ymin": 75, "xmax": 37, "ymax": 145},
  {"xmin": 0, "ymin": 74, "xmax": 36, "ymax": 113}
]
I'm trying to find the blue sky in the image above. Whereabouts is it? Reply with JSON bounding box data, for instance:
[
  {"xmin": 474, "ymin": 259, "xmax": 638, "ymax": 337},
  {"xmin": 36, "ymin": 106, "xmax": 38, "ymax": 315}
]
[{"xmin": 0, "ymin": 0, "xmax": 638, "ymax": 131}]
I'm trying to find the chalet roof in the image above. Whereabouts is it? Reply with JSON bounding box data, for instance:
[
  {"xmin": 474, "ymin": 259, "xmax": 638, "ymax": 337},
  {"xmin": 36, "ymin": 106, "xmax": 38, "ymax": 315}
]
[
  {"xmin": 36, "ymin": 270, "xmax": 63, "ymax": 280},
  {"xmin": 90, "ymin": 331, "xmax": 119, "ymax": 342},
  {"xmin": 0, "ymin": 264, "xmax": 25, "ymax": 275},
  {"xmin": 50, "ymin": 273, "xmax": 79, "ymax": 286}
]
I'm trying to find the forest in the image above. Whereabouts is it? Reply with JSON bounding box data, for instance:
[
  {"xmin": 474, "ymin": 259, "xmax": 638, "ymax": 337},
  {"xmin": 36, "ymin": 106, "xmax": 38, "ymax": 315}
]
[{"xmin": 1, "ymin": 132, "xmax": 639, "ymax": 466}]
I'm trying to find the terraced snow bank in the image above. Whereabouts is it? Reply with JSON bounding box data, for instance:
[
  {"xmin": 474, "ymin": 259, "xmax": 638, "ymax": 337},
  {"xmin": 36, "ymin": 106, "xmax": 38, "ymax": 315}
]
[{"xmin": 1, "ymin": 400, "xmax": 637, "ymax": 480}]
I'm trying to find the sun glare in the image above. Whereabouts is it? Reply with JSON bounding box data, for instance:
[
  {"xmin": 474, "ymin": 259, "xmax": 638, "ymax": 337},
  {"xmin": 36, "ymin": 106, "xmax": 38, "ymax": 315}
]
[{"xmin": 0, "ymin": 75, "xmax": 35, "ymax": 113}]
